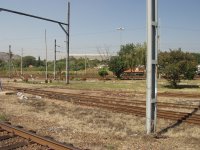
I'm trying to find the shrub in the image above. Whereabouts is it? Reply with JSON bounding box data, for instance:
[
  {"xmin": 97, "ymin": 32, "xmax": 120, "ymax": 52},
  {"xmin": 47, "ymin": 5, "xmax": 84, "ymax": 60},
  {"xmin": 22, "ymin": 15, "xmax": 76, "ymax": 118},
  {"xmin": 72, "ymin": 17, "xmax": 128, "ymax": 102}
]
[
  {"xmin": 45, "ymin": 79, "xmax": 48, "ymax": 83},
  {"xmin": 0, "ymin": 114, "xmax": 8, "ymax": 121},
  {"xmin": 98, "ymin": 68, "xmax": 108, "ymax": 79},
  {"xmin": 158, "ymin": 49, "xmax": 198, "ymax": 88}
]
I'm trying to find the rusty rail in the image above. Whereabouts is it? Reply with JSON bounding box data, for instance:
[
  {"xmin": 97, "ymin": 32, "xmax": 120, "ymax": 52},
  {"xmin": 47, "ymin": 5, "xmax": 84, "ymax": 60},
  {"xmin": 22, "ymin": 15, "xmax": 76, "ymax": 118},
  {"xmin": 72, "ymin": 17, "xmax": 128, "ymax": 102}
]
[
  {"xmin": 4, "ymin": 86, "xmax": 200, "ymax": 125},
  {"xmin": 0, "ymin": 122, "xmax": 80, "ymax": 150}
]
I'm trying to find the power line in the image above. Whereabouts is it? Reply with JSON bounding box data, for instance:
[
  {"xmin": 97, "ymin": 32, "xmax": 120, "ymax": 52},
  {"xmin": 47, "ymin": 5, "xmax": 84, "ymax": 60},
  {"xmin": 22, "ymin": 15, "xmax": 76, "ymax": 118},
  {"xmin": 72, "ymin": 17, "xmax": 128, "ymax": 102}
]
[
  {"xmin": 0, "ymin": 27, "xmax": 146, "ymax": 42},
  {"xmin": 161, "ymin": 26, "xmax": 200, "ymax": 32}
]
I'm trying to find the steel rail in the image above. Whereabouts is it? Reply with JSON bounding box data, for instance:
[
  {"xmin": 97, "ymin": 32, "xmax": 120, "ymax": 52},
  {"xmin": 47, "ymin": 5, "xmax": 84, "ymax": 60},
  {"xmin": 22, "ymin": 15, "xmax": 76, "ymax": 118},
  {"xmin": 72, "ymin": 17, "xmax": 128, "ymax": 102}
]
[
  {"xmin": 17, "ymin": 88, "xmax": 199, "ymax": 115},
  {"xmin": 0, "ymin": 122, "xmax": 80, "ymax": 150},
  {"xmin": 3, "ymin": 86, "xmax": 200, "ymax": 125},
  {"xmin": 6, "ymin": 86, "xmax": 199, "ymax": 110}
]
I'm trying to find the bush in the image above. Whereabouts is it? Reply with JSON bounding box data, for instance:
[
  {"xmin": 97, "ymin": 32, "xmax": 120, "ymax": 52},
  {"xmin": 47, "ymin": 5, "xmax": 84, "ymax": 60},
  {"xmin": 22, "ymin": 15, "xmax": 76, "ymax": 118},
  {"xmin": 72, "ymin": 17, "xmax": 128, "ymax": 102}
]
[
  {"xmin": 45, "ymin": 79, "xmax": 48, "ymax": 83},
  {"xmin": 158, "ymin": 49, "xmax": 198, "ymax": 88},
  {"xmin": 98, "ymin": 68, "xmax": 108, "ymax": 79}
]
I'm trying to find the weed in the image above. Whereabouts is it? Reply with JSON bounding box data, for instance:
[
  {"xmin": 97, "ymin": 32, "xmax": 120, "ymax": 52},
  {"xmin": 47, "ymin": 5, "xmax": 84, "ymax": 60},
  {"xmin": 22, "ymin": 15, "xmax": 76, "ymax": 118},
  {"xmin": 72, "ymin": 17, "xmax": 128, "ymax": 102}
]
[
  {"xmin": 105, "ymin": 144, "xmax": 115, "ymax": 150},
  {"xmin": 0, "ymin": 113, "xmax": 8, "ymax": 121}
]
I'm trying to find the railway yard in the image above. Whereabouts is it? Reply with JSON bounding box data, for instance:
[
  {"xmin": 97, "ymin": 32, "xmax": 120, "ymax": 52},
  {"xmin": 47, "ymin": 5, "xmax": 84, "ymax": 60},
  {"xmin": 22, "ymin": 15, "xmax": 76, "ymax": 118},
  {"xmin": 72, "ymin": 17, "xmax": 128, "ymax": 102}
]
[
  {"xmin": 0, "ymin": 79, "xmax": 200, "ymax": 149},
  {"xmin": 1, "ymin": 1, "xmax": 200, "ymax": 149}
]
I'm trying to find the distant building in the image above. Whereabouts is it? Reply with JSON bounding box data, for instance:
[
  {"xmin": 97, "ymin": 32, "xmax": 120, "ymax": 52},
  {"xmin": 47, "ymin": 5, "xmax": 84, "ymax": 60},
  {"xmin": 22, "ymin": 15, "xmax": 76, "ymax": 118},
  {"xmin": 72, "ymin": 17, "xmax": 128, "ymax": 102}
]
[{"xmin": 121, "ymin": 66, "xmax": 146, "ymax": 80}]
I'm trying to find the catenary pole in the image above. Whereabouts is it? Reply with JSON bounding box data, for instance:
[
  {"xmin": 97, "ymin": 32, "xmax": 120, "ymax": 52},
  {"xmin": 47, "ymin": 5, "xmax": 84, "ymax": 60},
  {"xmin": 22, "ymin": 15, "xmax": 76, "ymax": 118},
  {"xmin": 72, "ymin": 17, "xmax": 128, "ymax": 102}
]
[
  {"xmin": 45, "ymin": 29, "xmax": 48, "ymax": 81},
  {"xmin": 9, "ymin": 45, "xmax": 11, "ymax": 78},
  {"xmin": 85, "ymin": 55, "xmax": 87, "ymax": 75},
  {"xmin": 116, "ymin": 27, "xmax": 125, "ymax": 50},
  {"xmin": 66, "ymin": 2, "xmax": 70, "ymax": 84},
  {"xmin": 21, "ymin": 48, "xmax": 23, "ymax": 75},
  {"xmin": 146, "ymin": 0, "xmax": 158, "ymax": 134},
  {"xmin": 0, "ymin": 3, "xmax": 70, "ymax": 83},
  {"xmin": 54, "ymin": 39, "xmax": 57, "ymax": 80}
]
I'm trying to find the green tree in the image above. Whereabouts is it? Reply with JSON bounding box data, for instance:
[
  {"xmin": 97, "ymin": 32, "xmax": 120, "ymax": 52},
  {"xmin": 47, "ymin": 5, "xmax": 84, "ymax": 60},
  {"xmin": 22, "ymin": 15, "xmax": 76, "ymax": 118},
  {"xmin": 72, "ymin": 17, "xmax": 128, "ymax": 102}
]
[
  {"xmin": 108, "ymin": 43, "xmax": 146, "ymax": 78},
  {"xmin": 108, "ymin": 56, "xmax": 125, "ymax": 78},
  {"xmin": 69, "ymin": 56, "xmax": 86, "ymax": 71},
  {"xmin": 119, "ymin": 43, "xmax": 146, "ymax": 69},
  {"xmin": 158, "ymin": 49, "xmax": 197, "ymax": 88},
  {"xmin": 0, "ymin": 60, "xmax": 6, "ymax": 71},
  {"xmin": 36, "ymin": 56, "xmax": 44, "ymax": 67},
  {"xmin": 23, "ymin": 56, "xmax": 36, "ymax": 67},
  {"xmin": 191, "ymin": 53, "xmax": 200, "ymax": 64},
  {"xmin": 182, "ymin": 53, "xmax": 198, "ymax": 80},
  {"xmin": 12, "ymin": 59, "xmax": 20, "ymax": 68},
  {"xmin": 119, "ymin": 44, "xmax": 137, "ymax": 70},
  {"xmin": 89, "ymin": 59, "xmax": 101, "ymax": 68}
]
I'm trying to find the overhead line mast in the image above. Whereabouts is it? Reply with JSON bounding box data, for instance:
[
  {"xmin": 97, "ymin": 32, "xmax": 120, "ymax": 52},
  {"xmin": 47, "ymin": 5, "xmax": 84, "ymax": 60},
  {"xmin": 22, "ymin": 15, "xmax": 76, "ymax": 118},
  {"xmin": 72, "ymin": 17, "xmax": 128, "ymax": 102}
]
[
  {"xmin": 146, "ymin": 0, "xmax": 158, "ymax": 134},
  {"xmin": 0, "ymin": 1, "xmax": 70, "ymax": 84}
]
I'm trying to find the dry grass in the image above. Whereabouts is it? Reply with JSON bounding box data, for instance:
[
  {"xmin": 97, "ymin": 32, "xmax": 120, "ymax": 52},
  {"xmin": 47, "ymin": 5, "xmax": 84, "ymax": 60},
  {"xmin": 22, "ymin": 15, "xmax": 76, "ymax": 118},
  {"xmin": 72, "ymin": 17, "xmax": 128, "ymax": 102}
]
[
  {"xmin": 1, "ymin": 77, "xmax": 200, "ymax": 149},
  {"xmin": 3, "ymin": 78, "xmax": 200, "ymax": 100},
  {"xmin": 0, "ymin": 91, "xmax": 200, "ymax": 150}
]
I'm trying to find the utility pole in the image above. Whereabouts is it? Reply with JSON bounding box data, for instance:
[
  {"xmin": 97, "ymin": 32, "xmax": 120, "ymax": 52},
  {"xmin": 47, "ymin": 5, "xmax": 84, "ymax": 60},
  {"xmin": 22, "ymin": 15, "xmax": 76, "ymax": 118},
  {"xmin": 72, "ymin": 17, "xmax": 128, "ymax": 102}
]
[
  {"xmin": 116, "ymin": 27, "xmax": 125, "ymax": 50},
  {"xmin": 21, "ymin": 48, "xmax": 23, "ymax": 75},
  {"xmin": 45, "ymin": 29, "xmax": 48, "ymax": 82},
  {"xmin": 157, "ymin": 18, "xmax": 161, "ymax": 54},
  {"xmin": 54, "ymin": 39, "xmax": 57, "ymax": 80},
  {"xmin": 85, "ymin": 55, "xmax": 87, "ymax": 75},
  {"xmin": 0, "ymin": 5, "xmax": 70, "ymax": 83},
  {"xmin": 9, "ymin": 45, "xmax": 11, "ymax": 78},
  {"xmin": 66, "ymin": 2, "xmax": 70, "ymax": 84},
  {"xmin": 157, "ymin": 18, "xmax": 161, "ymax": 79},
  {"xmin": 54, "ymin": 39, "xmax": 61, "ymax": 80},
  {"xmin": 146, "ymin": 0, "xmax": 158, "ymax": 134}
]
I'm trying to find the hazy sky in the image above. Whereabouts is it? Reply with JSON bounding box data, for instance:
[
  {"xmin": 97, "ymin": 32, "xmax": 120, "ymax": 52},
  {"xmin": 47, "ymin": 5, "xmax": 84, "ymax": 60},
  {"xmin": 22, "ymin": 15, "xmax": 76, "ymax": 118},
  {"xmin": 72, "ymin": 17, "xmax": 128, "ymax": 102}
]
[{"xmin": 0, "ymin": 0, "xmax": 199, "ymax": 60}]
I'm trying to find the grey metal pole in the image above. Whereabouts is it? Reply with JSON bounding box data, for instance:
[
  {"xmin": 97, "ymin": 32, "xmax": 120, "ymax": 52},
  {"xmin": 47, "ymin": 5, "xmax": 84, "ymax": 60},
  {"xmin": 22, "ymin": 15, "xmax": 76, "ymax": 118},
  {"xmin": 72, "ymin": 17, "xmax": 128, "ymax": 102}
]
[
  {"xmin": 154, "ymin": 0, "xmax": 158, "ymax": 132},
  {"xmin": 21, "ymin": 48, "xmax": 23, "ymax": 75},
  {"xmin": 0, "ymin": 6, "xmax": 69, "ymax": 82},
  {"xmin": 45, "ymin": 29, "xmax": 48, "ymax": 81},
  {"xmin": 54, "ymin": 39, "xmax": 56, "ymax": 80},
  {"xmin": 116, "ymin": 27, "xmax": 125, "ymax": 50},
  {"xmin": 66, "ymin": 2, "xmax": 70, "ymax": 84},
  {"xmin": 146, "ymin": 0, "xmax": 158, "ymax": 134},
  {"xmin": 9, "ymin": 45, "xmax": 11, "ymax": 78},
  {"xmin": 85, "ymin": 55, "xmax": 87, "ymax": 75}
]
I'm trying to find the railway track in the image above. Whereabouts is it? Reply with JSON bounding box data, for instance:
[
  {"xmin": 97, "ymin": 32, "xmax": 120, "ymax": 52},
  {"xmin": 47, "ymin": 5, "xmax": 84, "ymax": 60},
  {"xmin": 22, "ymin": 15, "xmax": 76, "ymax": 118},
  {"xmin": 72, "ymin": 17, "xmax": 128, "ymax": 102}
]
[
  {"xmin": 4, "ymin": 86, "xmax": 200, "ymax": 125},
  {"xmin": 158, "ymin": 92, "xmax": 200, "ymax": 99},
  {"xmin": 0, "ymin": 122, "xmax": 80, "ymax": 150}
]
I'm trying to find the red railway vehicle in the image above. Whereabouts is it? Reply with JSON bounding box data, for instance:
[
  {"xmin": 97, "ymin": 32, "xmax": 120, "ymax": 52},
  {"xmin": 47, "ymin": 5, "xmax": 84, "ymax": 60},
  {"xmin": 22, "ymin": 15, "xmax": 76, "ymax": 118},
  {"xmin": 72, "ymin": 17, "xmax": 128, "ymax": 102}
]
[{"xmin": 120, "ymin": 67, "xmax": 146, "ymax": 80}]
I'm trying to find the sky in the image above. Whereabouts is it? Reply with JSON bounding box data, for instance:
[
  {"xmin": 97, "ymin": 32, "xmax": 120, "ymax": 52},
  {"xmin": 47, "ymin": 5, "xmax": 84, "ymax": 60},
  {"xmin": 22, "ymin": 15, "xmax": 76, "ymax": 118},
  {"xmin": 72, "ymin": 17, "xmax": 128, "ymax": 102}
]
[{"xmin": 0, "ymin": 0, "xmax": 199, "ymax": 60}]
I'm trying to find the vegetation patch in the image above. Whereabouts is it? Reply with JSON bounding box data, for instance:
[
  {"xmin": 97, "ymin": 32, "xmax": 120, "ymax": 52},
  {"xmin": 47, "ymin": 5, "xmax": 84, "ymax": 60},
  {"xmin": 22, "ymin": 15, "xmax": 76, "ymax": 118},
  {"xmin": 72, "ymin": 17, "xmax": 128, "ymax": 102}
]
[
  {"xmin": 163, "ymin": 84, "xmax": 199, "ymax": 89},
  {"xmin": 0, "ymin": 113, "xmax": 8, "ymax": 121},
  {"xmin": 158, "ymin": 49, "xmax": 198, "ymax": 88}
]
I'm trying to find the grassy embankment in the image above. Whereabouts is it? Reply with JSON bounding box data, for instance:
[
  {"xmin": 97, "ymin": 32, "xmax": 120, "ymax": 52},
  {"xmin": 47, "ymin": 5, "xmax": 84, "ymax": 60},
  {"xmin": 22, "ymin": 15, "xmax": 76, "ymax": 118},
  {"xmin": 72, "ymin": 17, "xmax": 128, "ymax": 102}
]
[{"xmin": 4, "ymin": 77, "xmax": 200, "ymax": 94}]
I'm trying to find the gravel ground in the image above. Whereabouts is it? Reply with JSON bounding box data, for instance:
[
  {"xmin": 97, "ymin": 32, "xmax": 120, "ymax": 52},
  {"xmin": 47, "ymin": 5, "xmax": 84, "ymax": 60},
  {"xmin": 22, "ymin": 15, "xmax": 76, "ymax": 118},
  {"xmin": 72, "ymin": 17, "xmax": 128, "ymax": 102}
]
[{"xmin": 0, "ymin": 90, "xmax": 200, "ymax": 150}]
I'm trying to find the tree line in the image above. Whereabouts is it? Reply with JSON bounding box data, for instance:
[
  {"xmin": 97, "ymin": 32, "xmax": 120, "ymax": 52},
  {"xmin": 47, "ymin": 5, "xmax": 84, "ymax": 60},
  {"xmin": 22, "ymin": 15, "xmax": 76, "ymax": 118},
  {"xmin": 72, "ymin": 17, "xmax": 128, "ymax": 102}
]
[
  {"xmin": 0, "ymin": 43, "xmax": 200, "ymax": 88},
  {"xmin": 108, "ymin": 43, "xmax": 199, "ymax": 88}
]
